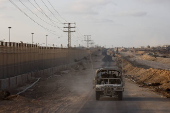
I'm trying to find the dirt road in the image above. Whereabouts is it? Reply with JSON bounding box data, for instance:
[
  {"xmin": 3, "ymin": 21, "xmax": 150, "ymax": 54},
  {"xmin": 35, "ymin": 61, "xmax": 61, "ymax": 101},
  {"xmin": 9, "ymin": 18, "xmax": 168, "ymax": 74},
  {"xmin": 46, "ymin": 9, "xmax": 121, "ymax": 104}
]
[
  {"xmin": 0, "ymin": 52, "xmax": 170, "ymax": 113},
  {"xmin": 78, "ymin": 76, "xmax": 170, "ymax": 113}
]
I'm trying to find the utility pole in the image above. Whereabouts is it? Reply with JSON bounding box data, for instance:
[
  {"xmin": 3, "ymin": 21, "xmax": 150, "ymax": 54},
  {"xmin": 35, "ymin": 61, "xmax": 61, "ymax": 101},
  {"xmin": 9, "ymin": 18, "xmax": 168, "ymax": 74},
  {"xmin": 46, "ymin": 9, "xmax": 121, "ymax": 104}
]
[
  {"xmin": 89, "ymin": 41, "xmax": 94, "ymax": 48},
  {"xmin": 8, "ymin": 27, "xmax": 12, "ymax": 42},
  {"xmin": 46, "ymin": 35, "xmax": 48, "ymax": 48},
  {"xmin": 63, "ymin": 23, "xmax": 76, "ymax": 48},
  {"xmin": 31, "ymin": 33, "xmax": 34, "ymax": 45},
  {"xmin": 84, "ymin": 35, "xmax": 91, "ymax": 48}
]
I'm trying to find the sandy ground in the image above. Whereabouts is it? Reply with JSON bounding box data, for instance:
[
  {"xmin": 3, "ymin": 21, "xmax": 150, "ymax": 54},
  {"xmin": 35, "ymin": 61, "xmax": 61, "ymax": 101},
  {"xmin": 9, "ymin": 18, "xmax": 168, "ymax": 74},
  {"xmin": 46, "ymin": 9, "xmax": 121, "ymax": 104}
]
[
  {"xmin": 116, "ymin": 54, "xmax": 170, "ymax": 98},
  {"xmin": 120, "ymin": 51, "xmax": 170, "ymax": 70},
  {"xmin": 0, "ymin": 52, "xmax": 103, "ymax": 113}
]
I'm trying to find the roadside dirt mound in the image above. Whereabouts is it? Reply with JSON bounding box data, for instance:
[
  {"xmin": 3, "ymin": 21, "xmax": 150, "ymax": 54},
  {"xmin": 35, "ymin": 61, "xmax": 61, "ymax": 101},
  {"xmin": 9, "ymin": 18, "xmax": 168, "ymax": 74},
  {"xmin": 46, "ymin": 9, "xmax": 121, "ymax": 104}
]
[
  {"xmin": 141, "ymin": 54, "xmax": 170, "ymax": 65},
  {"xmin": 136, "ymin": 51, "xmax": 146, "ymax": 55},
  {"xmin": 121, "ymin": 57, "xmax": 170, "ymax": 97},
  {"xmin": 141, "ymin": 54, "xmax": 156, "ymax": 61},
  {"xmin": 156, "ymin": 57, "xmax": 170, "ymax": 64}
]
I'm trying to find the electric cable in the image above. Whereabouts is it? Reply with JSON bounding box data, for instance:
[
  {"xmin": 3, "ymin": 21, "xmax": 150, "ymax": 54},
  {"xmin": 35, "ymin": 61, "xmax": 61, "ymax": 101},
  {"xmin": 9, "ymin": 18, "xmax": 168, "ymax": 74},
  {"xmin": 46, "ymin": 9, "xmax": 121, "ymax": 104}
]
[
  {"xmin": 9, "ymin": 0, "xmax": 57, "ymax": 35},
  {"xmin": 19, "ymin": 0, "xmax": 56, "ymax": 27},
  {"xmin": 41, "ymin": 0, "xmax": 62, "ymax": 24},
  {"xmin": 46, "ymin": 0, "xmax": 67, "ymax": 22}
]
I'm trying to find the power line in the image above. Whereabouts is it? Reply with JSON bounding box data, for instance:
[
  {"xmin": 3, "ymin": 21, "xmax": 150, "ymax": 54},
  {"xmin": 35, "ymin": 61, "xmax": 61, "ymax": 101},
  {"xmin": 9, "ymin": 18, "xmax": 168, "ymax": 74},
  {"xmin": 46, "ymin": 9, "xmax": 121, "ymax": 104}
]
[
  {"xmin": 28, "ymin": 0, "xmax": 55, "ymax": 25},
  {"xmin": 46, "ymin": 0, "xmax": 67, "ymax": 22},
  {"xmin": 19, "ymin": 0, "xmax": 56, "ymax": 27},
  {"xmin": 34, "ymin": 0, "xmax": 85, "ymax": 42},
  {"xmin": 43, "ymin": 0, "xmax": 69, "ymax": 31},
  {"xmin": 28, "ymin": 0, "xmax": 64, "ymax": 31},
  {"xmin": 71, "ymin": 32, "xmax": 84, "ymax": 42},
  {"xmin": 71, "ymin": 33, "xmax": 85, "ymax": 46},
  {"xmin": 10, "ymin": 0, "xmax": 89, "ymax": 47},
  {"xmin": 77, "ymin": 27, "xmax": 84, "ymax": 36},
  {"xmin": 71, "ymin": 28, "xmax": 84, "ymax": 40},
  {"xmin": 9, "ymin": 0, "xmax": 57, "ymax": 35},
  {"xmin": 72, "ymin": 26, "xmax": 85, "ymax": 40},
  {"xmin": 41, "ymin": 0, "xmax": 62, "ymax": 24},
  {"xmin": 28, "ymin": 0, "xmax": 57, "ymax": 26},
  {"xmin": 72, "ymin": 33, "xmax": 85, "ymax": 46},
  {"xmin": 33, "ymin": 0, "xmax": 60, "ymax": 26},
  {"xmin": 41, "ymin": 0, "xmax": 76, "ymax": 33},
  {"xmin": 28, "ymin": 0, "xmax": 44, "ymax": 15},
  {"xmin": 33, "ymin": 0, "xmax": 63, "ymax": 30}
]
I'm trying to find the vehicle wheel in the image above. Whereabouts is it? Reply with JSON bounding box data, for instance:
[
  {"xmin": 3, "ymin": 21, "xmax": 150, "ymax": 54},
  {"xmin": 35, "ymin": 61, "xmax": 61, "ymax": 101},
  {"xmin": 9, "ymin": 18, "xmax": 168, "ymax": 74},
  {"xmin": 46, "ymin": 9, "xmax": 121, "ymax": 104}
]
[
  {"xmin": 118, "ymin": 91, "xmax": 123, "ymax": 100},
  {"xmin": 96, "ymin": 91, "xmax": 100, "ymax": 100}
]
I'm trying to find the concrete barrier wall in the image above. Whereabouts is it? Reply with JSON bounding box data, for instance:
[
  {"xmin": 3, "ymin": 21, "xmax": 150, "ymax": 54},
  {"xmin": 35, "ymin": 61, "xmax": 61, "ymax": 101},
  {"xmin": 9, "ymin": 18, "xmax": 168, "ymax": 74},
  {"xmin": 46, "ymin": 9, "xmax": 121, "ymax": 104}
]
[
  {"xmin": 0, "ymin": 60, "xmax": 87, "ymax": 90},
  {"xmin": 17, "ymin": 75, "xmax": 22, "ymax": 86},
  {"xmin": 0, "ymin": 42, "xmax": 98, "ymax": 90},
  {"xmin": 0, "ymin": 42, "xmax": 98, "ymax": 79},
  {"xmin": 10, "ymin": 76, "xmax": 17, "ymax": 88},
  {"xmin": 0, "ymin": 78, "xmax": 9, "ymax": 90}
]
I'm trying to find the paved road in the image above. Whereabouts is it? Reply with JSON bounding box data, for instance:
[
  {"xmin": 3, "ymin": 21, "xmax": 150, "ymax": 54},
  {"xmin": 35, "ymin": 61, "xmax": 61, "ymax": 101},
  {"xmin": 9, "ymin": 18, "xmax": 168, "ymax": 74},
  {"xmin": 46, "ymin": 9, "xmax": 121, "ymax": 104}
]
[{"xmin": 77, "ymin": 55, "xmax": 170, "ymax": 113}]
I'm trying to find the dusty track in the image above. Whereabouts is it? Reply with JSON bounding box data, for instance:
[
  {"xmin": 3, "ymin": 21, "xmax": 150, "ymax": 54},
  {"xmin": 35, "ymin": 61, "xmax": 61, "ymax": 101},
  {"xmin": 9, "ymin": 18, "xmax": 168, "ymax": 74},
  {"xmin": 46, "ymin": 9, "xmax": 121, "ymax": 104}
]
[{"xmin": 0, "ymin": 51, "xmax": 170, "ymax": 113}]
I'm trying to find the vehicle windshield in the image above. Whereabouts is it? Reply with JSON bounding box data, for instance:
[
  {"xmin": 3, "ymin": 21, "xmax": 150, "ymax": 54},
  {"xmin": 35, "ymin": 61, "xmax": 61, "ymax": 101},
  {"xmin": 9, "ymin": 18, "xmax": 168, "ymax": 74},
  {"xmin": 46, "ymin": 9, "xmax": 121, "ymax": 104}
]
[
  {"xmin": 97, "ymin": 78, "xmax": 121, "ymax": 85},
  {"xmin": 97, "ymin": 70, "xmax": 121, "ymax": 79}
]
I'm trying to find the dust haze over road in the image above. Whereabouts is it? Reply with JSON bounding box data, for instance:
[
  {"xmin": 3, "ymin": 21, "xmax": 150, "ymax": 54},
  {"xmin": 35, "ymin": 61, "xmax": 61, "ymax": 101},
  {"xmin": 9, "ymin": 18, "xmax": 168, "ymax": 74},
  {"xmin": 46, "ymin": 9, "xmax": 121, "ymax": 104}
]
[
  {"xmin": 101, "ymin": 49, "xmax": 115, "ymax": 68},
  {"xmin": 77, "ymin": 50, "xmax": 170, "ymax": 113},
  {"xmin": 1, "ymin": 50, "xmax": 170, "ymax": 113}
]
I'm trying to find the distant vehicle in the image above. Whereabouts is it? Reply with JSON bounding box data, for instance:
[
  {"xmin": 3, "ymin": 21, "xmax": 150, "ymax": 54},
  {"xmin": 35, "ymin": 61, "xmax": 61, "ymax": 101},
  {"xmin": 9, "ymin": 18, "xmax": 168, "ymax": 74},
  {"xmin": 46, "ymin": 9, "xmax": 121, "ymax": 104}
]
[{"xmin": 93, "ymin": 68, "xmax": 124, "ymax": 100}]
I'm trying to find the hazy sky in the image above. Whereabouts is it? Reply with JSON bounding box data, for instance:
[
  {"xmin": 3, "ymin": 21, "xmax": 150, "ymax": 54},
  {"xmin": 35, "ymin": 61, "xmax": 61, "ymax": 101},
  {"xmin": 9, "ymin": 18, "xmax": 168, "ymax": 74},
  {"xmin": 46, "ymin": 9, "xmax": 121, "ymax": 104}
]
[{"xmin": 0, "ymin": 0, "xmax": 170, "ymax": 47}]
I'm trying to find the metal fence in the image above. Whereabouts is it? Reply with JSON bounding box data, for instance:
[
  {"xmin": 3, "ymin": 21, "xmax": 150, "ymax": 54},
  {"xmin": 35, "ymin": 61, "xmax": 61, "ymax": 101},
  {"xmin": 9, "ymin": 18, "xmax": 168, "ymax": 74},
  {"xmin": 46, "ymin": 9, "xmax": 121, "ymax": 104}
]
[{"xmin": 0, "ymin": 42, "xmax": 90, "ymax": 79}]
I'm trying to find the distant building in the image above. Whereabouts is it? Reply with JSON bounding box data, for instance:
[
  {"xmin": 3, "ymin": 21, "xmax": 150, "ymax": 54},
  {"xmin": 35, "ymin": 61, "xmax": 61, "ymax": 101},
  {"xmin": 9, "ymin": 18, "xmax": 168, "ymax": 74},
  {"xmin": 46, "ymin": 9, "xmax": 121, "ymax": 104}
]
[
  {"xmin": 146, "ymin": 45, "xmax": 150, "ymax": 48},
  {"xmin": 165, "ymin": 45, "xmax": 170, "ymax": 51},
  {"xmin": 162, "ymin": 45, "xmax": 170, "ymax": 48}
]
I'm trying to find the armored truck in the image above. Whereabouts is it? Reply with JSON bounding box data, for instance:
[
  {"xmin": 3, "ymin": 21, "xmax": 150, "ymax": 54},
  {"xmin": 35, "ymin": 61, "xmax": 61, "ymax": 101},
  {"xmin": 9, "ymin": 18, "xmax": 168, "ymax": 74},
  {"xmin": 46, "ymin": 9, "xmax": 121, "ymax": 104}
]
[{"xmin": 93, "ymin": 68, "xmax": 124, "ymax": 100}]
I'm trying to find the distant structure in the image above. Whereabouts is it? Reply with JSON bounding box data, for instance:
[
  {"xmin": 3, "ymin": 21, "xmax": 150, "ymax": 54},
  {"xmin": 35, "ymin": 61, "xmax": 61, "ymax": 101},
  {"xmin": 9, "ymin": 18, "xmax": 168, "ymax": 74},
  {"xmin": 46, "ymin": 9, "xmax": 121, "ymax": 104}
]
[
  {"xmin": 146, "ymin": 45, "xmax": 150, "ymax": 48},
  {"xmin": 163, "ymin": 45, "xmax": 170, "ymax": 48},
  {"xmin": 116, "ymin": 48, "xmax": 119, "ymax": 54}
]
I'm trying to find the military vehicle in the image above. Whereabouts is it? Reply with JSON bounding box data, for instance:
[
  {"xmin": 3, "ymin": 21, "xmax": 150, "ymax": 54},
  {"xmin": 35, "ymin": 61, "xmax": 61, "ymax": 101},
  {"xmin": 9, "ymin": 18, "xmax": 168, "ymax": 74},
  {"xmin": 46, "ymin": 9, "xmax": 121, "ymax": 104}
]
[{"xmin": 93, "ymin": 68, "xmax": 124, "ymax": 100}]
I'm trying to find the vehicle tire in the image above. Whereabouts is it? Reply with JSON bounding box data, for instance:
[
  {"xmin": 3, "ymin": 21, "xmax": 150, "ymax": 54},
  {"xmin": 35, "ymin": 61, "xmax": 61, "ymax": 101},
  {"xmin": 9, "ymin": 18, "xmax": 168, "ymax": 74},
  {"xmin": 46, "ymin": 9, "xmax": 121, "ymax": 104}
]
[
  {"xmin": 118, "ymin": 91, "xmax": 123, "ymax": 100},
  {"xmin": 96, "ymin": 91, "xmax": 100, "ymax": 100}
]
